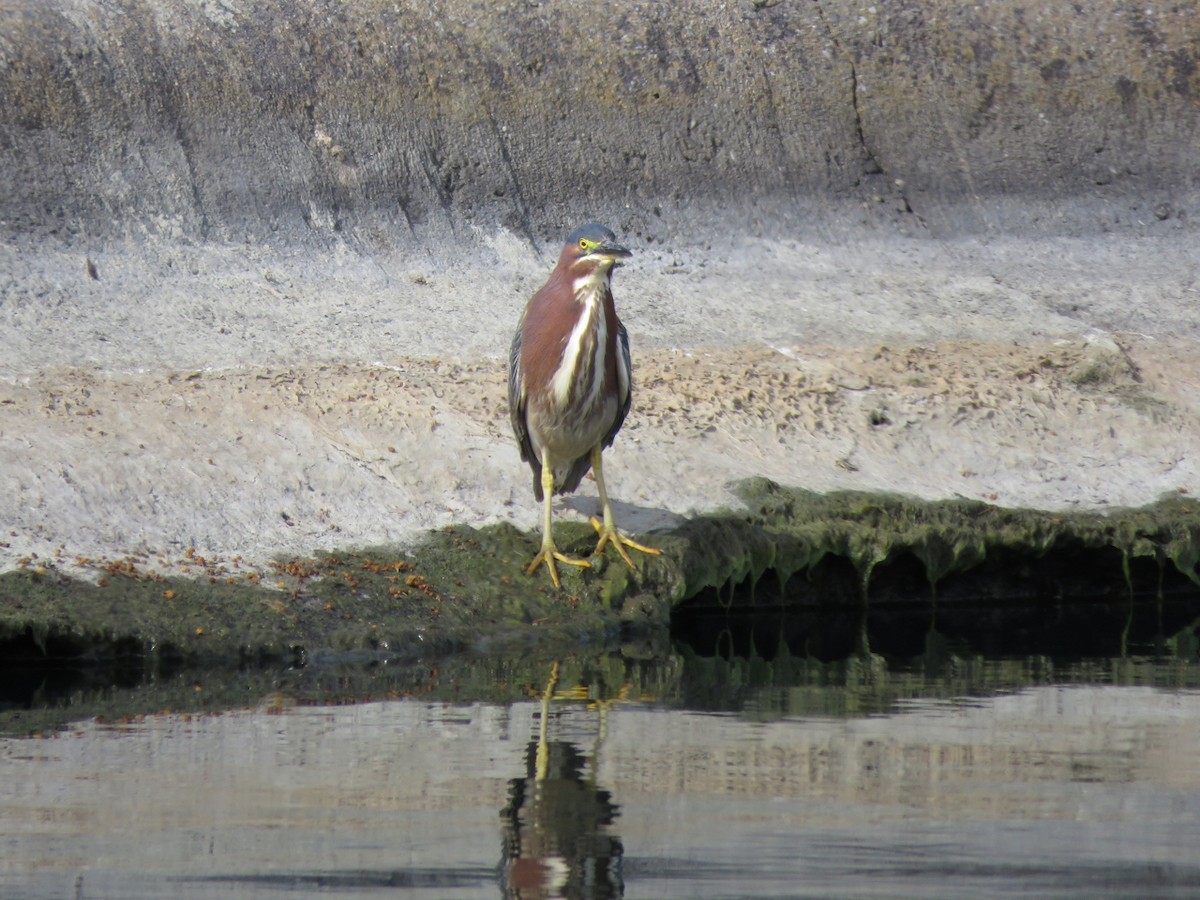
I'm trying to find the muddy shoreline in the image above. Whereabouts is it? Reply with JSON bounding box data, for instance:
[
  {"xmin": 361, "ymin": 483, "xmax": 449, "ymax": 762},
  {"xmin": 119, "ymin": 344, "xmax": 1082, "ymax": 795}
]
[{"xmin": 4, "ymin": 324, "xmax": 1200, "ymax": 574}]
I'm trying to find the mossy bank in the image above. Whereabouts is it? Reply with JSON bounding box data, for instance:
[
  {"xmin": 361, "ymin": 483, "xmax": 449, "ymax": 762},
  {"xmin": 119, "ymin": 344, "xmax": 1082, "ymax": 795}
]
[{"xmin": 3, "ymin": 480, "xmax": 1198, "ymax": 670}]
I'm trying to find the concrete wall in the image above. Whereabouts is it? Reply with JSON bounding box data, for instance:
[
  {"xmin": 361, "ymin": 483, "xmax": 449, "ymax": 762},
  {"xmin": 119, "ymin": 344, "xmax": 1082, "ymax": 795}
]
[{"xmin": 2, "ymin": 0, "xmax": 1197, "ymax": 248}]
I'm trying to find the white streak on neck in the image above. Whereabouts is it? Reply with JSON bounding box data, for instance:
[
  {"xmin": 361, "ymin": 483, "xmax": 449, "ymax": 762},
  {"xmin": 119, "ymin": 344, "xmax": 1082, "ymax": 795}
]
[{"xmin": 550, "ymin": 270, "xmax": 610, "ymax": 406}]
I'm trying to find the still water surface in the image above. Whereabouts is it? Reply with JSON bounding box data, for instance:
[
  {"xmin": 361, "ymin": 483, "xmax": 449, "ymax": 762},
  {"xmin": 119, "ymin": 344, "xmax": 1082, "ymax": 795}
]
[{"xmin": 3, "ymin": 651, "xmax": 1200, "ymax": 899}]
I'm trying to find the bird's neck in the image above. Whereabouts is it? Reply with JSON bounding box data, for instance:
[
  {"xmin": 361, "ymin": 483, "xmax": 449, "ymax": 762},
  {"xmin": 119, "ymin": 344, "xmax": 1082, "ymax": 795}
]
[
  {"xmin": 571, "ymin": 266, "xmax": 612, "ymax": 302},
  {"xmin": 548, "ymin": 268, "xmax": 613, "ymax": 407}
]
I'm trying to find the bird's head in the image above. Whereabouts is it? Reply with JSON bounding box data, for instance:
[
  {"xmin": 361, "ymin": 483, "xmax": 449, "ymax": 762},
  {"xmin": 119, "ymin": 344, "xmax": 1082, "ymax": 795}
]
[{"xmin": 558, "ymin": 223, "xmax": 631, "ymax": 276}]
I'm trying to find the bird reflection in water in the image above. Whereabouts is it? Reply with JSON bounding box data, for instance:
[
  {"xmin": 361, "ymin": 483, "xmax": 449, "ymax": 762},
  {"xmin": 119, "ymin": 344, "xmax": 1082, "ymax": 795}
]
[{"xmin": 500, "ymin": 661, "xmax": 624, "ymax": 898}]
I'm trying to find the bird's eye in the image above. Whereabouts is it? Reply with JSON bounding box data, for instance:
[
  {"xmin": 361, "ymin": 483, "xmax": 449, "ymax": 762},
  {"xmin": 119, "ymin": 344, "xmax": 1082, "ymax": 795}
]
[{"xmin": 579, "ymin": 239, "xmax": 590, "ymax": 250}]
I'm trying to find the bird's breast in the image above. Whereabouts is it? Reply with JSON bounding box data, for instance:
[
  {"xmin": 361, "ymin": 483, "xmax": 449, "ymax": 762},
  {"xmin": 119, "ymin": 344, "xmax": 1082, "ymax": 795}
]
[{"xmin": 523, "ymin": 286, "xmax": 618, "ymax": 460}]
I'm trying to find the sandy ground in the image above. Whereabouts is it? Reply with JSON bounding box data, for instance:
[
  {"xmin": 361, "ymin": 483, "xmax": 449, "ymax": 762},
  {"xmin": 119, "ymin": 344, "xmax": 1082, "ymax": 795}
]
[{"xmin": 2, "ymin": 230, "xmax": 1199, "ymax": 574}]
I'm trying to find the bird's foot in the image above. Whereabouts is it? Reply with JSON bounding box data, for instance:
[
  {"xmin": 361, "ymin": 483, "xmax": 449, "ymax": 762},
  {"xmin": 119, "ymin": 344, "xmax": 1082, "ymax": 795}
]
[
  {"xmin": 589, "ymin": 516, "xmax": 663, "ymax": 569},
  {"xmin": 526, "ymin": 543, "xmax": 591, "ymax": 589}
]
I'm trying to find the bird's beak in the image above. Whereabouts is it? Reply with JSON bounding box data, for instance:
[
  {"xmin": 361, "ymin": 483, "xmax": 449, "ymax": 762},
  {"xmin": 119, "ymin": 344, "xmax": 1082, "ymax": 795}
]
[{"xmin": 589, "ymin": 239, "xmax": 632, "ymax": 264}]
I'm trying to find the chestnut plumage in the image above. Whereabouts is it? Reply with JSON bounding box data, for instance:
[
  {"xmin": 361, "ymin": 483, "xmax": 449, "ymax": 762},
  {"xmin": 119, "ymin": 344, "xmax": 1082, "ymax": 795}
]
[{"xmin": 508, "ymin": 223, "xmax": 659, "ymax": 588}]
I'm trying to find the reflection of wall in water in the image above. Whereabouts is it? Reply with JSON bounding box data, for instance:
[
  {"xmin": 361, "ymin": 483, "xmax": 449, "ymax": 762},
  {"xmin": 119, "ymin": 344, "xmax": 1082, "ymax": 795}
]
[{"xmin": 597, "ymin": 687, "xmax": 1200, "ymax": 818}]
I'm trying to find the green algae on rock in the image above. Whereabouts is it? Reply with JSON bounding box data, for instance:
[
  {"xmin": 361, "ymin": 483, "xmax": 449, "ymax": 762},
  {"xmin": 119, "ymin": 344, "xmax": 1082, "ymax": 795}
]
[
  {"xmin": 2, "ymin": 483, "xmax": 1198, "ymax": 670},
  {"xmin": 675, "ymin": 479, "xmax": 1200, "ymax": 609},
  {"xmin": 0, "ymin": 521, "xmax": 648, "ymax": 668}
]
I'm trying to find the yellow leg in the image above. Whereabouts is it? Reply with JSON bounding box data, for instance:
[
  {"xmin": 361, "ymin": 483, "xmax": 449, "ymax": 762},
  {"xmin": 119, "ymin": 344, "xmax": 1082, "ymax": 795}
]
[
  {"xmin": 589, "ymin": 445, "xmax": 662, "ymax": 569},
  {"xmin": 525, "ymin": 451, "xmax": 590, "ymax": 588},
  {"xmin": 535, "ymin": 661, "xmax": 558, "ymax": 782}
]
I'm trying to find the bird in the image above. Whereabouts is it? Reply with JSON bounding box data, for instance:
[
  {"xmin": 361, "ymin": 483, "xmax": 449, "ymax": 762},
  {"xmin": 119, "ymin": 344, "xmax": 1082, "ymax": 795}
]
[{"xmin": 508, "ymin": 223, "xmax": 662, "ymax": 588}]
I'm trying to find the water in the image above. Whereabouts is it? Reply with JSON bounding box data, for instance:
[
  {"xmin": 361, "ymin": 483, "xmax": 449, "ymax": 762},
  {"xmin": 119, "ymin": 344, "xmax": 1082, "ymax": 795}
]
[{"xmin": 3, "ymin": 650, "xmax": 1200, "ymax": 899}]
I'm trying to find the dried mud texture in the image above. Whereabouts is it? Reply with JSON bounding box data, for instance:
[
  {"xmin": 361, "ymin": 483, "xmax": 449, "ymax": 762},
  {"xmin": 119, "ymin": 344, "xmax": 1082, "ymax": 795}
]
[{"xmin": 3, "ymin": 334, "xmax": 1198, "ymax": 576}]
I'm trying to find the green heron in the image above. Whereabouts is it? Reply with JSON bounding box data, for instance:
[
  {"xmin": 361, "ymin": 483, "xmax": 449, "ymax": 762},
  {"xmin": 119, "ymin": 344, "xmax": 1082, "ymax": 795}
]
[{"xmin": 509, "ymin": 223, "xmax": 662, "ymax": 588}]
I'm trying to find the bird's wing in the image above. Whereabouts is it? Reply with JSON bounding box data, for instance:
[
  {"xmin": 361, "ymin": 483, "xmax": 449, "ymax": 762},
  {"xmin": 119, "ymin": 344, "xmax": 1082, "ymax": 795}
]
[
  {"xmin": 603, "ymin": 318, "xmax": 633, "ymax": 449},
  {"xmin": 508, "ymin": 325, "xmax": 535, "ymax": 464}
]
